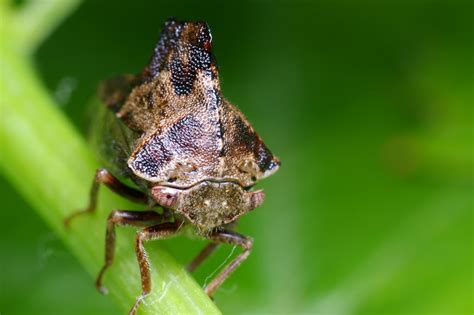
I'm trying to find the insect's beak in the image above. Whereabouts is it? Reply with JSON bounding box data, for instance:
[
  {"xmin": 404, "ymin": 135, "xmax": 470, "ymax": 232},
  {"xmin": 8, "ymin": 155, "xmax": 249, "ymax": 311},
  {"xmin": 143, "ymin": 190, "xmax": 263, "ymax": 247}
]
[{"xmin": 249, "ymin": 190, "xmax": 265, "ymax": 210}]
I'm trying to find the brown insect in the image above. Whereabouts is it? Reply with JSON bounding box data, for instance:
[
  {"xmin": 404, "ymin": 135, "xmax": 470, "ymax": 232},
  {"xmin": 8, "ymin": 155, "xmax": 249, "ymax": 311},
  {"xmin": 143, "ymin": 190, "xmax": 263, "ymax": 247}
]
[{"xmin": 65, "ymin": 18, "xmax": 279, "ymax": 314}]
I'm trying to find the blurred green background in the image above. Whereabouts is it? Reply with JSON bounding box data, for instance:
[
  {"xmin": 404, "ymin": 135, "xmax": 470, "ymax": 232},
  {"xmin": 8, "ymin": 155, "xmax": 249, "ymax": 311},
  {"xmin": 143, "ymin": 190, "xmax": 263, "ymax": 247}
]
[{"xmin": 1, "ymin": 0, "xmax": 473, "ymax": 314}]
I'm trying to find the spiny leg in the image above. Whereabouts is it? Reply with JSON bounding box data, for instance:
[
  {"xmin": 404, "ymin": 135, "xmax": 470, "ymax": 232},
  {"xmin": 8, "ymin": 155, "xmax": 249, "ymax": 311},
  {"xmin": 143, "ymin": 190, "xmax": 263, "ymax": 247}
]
[
  {"xmin": 186, "ymin": 243, "xmax": 219, "ymax": 273},
  {"xmin": 130, "ymin": 222, "xmax": 181, "ymax": 315},
  {"xmin": 203, "ymin": 230, "xmax": 253, "ymax": 297},
  {"xmin": 96, "ymin": 210, "xmax": 164, "ymax": 294},
  {"xmin": 64, "ymin": 168, "xmax": 148, "ymax": 227},
  {"xmin": 186, "ymin": 222, "xmax": 241, "ymax": 273}
]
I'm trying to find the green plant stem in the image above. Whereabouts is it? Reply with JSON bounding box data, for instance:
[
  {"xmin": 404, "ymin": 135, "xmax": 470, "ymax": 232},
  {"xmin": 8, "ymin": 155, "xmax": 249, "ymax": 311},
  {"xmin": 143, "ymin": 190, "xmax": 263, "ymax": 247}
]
[{"xmin": 0, "ymin": 3, "xmax": 221, "ymax": 315}]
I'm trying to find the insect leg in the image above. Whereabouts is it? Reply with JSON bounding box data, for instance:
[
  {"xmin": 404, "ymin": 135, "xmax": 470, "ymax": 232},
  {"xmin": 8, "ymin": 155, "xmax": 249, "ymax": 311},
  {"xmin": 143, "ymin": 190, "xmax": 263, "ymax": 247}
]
[
  {"xmin": 203, "ymin": 230, "xmax": 253, "ymax": 297},
  {"xmin": 96, "ymin": 210, "xmax": 164, "ymax": 294},
  {"xmin": 129, "ymin": 222, "xmax": 181, "ymax": 315},
  {"xmin": 64, "ymin": 168, "xmax": 148, "ymax": 227},
  {"xmin": 186, "ymin": 243, "xmax": 219, "ymax": 273}
]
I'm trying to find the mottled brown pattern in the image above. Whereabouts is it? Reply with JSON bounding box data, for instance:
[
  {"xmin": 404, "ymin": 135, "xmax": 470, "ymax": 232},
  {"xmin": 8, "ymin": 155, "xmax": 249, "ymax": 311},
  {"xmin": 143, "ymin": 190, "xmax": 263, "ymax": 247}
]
[{"xmin": 105, "ymin": 18, "xmax": 279, "ymax": 187}]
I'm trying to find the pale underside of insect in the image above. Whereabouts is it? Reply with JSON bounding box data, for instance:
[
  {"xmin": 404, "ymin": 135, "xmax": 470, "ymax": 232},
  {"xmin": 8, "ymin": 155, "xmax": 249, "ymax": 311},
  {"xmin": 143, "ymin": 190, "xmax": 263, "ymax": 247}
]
[{"xmin": 65, "ymin": 18, "xmax": 279, "ymax": 315}]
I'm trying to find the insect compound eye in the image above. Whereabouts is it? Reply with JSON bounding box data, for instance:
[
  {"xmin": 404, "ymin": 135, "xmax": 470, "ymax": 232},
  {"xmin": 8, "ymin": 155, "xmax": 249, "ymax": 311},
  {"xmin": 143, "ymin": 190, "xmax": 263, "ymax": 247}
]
[
  {"xmin": 249, "ymin": 190, "xmax": 265, "ymax": 210},
  {"xmin": 151, "ymin": 186, "xmax": 180, "ymax": 209}
]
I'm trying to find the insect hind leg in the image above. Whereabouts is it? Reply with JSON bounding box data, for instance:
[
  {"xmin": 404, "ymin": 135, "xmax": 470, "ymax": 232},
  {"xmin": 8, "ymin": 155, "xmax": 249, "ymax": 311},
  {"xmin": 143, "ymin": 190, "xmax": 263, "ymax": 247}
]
[{"xmin": 203, "ymin": 229, "xmax": 253, "ymax": 297}]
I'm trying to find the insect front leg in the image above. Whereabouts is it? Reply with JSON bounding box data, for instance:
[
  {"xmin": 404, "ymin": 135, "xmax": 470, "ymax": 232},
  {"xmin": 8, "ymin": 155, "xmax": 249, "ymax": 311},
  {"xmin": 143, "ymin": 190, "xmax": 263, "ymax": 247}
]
[
  {"xmin": 186, "ymin": 243, "xmax": 219, "ymax": 273},
  {"xmin": 203, "ymin": 229, "xmax": 253, "ymax": 297},
  {"xmin": 96, "ymin": 210, "xmax": 164, "ymax": 294},
  {"xmin": 130, "ymin": 222, "xmax": 181, "ymax": 315},
  {"xmin": 64, "ymin": 168, "xmax": 148, "ymax": 227}
]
